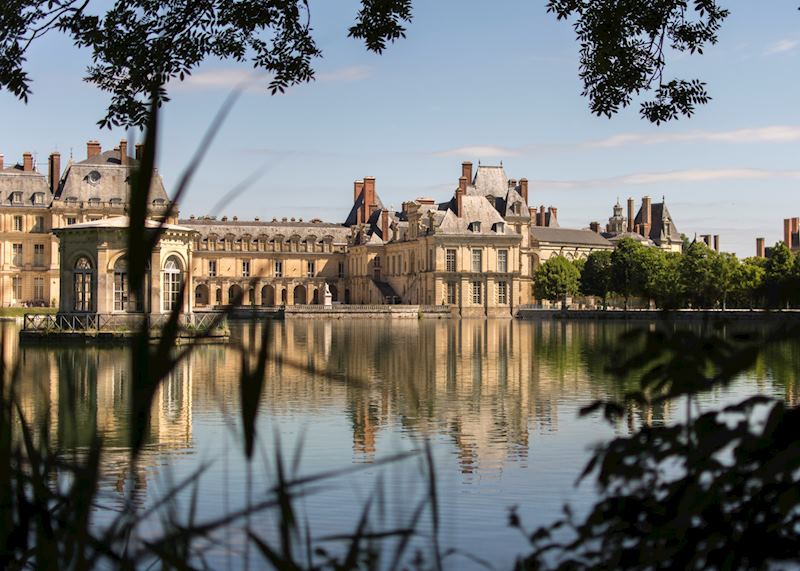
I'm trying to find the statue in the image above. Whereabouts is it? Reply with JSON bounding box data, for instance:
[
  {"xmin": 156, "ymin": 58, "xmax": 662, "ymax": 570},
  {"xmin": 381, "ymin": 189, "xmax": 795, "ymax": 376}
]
[{"xmin": 323, "ymin": 282, "xmax": 333, "ymax": 308}]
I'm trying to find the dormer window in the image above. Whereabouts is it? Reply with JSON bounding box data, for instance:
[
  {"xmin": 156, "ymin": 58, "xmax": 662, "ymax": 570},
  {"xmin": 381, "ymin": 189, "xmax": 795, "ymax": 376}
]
[
  {"xmin": 109, "ymin": 197, "xmax": 122, "ymax": 205},
  {"xmin": 512, "ymin": 202, "xmax": 521, "ymax": 215},
  {"xmin": 88, "ymin": 197, "xmax": 101, "ymax": 205},
  {"xmin": 11, "ymin": 192, "xmax": 22, "ymax": 205},
  {"xmin": 32, "ymin": 192, "xmax": 44, "ymax": 205},
  {"xmin": 469, "ymin": 221, "xmax": 481, "ymax": 232},
  {"xmin": 65, "ymin": 196, "xmax": 78, "ymax": 204},
  {"xmin": 494, "ymin": 222, "xmax": 505, "ymax": 233}
]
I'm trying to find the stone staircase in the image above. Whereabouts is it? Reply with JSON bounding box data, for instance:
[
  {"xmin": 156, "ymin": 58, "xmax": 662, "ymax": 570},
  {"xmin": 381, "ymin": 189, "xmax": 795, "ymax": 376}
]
[{"xmin": 370, "ymin": 278, "xmax": 401, "ymax": 304}]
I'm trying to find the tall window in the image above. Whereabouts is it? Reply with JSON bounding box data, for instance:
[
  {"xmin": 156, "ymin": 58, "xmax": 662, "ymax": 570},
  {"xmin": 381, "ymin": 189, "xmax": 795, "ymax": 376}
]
[
  {"xmin": 471, "ymin": 249, "xmax": 482, "ymax": 272},
  {"xmin": 32, "ymin": 216, "xmax": 44, "ymax": 232},
  {"xmin": 73, "ymin": 257, "xmax": 93, "ymax": 312},
  {"xmin": 274, "ymin": 260, "xmax": 283, "ymax": 277},
  {"xmin": 446, "ymin": 249, "xmax": 456, "ymax": 272},
  {"xmin": 66, "ymin": 217, "xmax": 77, "ymax": 226},
  {"xmin": 13, "ymin": 216, "xmax": 22, "ymax": 232},
  {"xmin": 33, "ymin": 277, "xmax": 44, "ymax": 301},
  {"xmin": 471, "ymin": 280, "xmax": 482, "ymax": 305},
  {"xmin": 242, "ymin": 260, "xmax": 250, "ymax": 277},
  {"xmin": 307, "ymin": 261, "xmax": 316, "ymax": 277},
  {"xmin": 338, "ymin": 261, "xmax": 345, "ymax": 278},
  {"xmin": 497, "ymin": 281, "xmax": 508, "ymax": 304},
  {"xmin": 113, "ymin": 257, "xmax": 129, "ymax": 312},
  {"xmin": 208, "ymin": 260, "xmax": 217, "ymax": 277},
  {"xmin": 497, "ymin": 250, "xmax": 508, "ymax": 273},
  {"xmin": 162, "ymin": 256, "xmax": 183, "ymax": 312},
  {"xmin": 12, "ymin": 276, "xmax": 22, "ymax": 300},
  {"xmin": 447, "ymin": 282, "xmax": 457, "ymax": 305},
  {"xmin": 33, "ymin": 244, "xmax": 44, "ymax": 266},
  {"xmin": 12, "ymin": 244, "xmax": 22, "ymax": 266}
]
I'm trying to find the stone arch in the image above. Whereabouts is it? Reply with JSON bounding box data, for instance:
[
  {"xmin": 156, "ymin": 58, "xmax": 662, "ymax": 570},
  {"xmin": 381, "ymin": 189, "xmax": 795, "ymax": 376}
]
[
  {"xmin": 293, "ymin": 284, "xmax": 307, "ymax": 305},
  {"xmin": 195, "ymin": 283, "xmax": 209, "ymax": 306},
  {"xmin": 228, "ymin": 284, "xmax": 243, "ymax": 305},
  {"xmin": 261, "ymin": 284, "xmax": 275, "ymax": 306}
]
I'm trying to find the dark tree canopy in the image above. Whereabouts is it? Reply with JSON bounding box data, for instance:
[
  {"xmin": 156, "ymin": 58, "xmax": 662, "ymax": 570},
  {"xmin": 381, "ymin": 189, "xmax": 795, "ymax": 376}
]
[{"xmin": 1, "ymin": 0, "xmax": 777, "ymax": 128}]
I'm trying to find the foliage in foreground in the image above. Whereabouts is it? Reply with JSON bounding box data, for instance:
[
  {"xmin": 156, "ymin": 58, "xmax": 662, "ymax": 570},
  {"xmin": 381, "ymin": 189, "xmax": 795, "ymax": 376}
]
[{"xmin": 513, "ymin": 323, "xmax": 800, "ymax": 570}]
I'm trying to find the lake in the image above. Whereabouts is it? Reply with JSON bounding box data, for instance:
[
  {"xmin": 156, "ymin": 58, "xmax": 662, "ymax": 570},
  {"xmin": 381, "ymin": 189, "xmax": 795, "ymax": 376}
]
[{"xmin": 8, "ymin": 318, "xmax": 798, "ymax": 569}]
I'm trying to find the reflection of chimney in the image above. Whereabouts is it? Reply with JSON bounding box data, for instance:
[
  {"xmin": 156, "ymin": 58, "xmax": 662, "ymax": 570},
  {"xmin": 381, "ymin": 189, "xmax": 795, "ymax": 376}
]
[
  {"xmin": 461, "ymin": 161, "xmax": 473, "ymax": 184},
  {"xmin": 784, "ymin": 219, "xmax": 792, "ymax": 247},
  {"xmin": 519, "ymin": 178, "xmax": 529, "ymax": 204},
  {"xmin": 627, "ymin": 197, "xmax": 635, "ymax": 232},
  {"xmin": 23, "ymin": 152, "xmax": 33, "ymax": 172},
  {"xmin": 87, "ymin": 140, "xmax": 101, "ymax": 159},
  {"xmin": 756, "ymin": 237, "xmax": 766, "ymax": 258},
  {"xmin": 48, "ymin": 152, "xmax": 61, "ymax": 193},
  {"xmin": 713, "ymin": 235, "xmax": 720, "ymax": 252},
  {"xmin": 381, "ymin": 209, "xmax": 389, "ymax": 241},
  {"xmin": 119, "ymin": 139, "xmax": 127, "ymax": 165}
]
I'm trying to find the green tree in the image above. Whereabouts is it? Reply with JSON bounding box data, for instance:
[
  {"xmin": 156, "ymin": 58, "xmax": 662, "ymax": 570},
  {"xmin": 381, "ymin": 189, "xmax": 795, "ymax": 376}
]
[
  {"xmin": 679, "ymin": 241, "xmax": 716, "ymax": 308},
  {"xmin": 733, "ymin": 257, "xmax": 766, "ymax": 309},
  {"xmin": 581, "ymin": 250, "xmax": 613, "ymax": 309},
  {"xmin": 533, "ymin": 255, "xmax": 581, "ymax": 307},
  {"xmin": 647, "ymin": 251, "xmax": 684, "ymax": 309},
  {"xmin": 765, "ymin": 242, "xmax": 795, "ymax": 308},
  {"xmin": 711, "ymin": 252, "xmax": 740, "ymax": 310},
  {"xmin": 610, "ymin": 238, "xmax": 650, "ymax": 309}
]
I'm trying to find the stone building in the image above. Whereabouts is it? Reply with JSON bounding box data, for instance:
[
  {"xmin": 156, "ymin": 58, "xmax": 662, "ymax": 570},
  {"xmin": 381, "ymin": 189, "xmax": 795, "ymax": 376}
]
[{"xmin": 600, "ymin": 196, "xmax": 682, "ymax": 253}]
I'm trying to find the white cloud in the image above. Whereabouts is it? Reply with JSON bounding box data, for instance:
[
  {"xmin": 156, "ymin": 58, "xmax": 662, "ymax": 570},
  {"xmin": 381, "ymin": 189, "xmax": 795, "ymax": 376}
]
[
  {"xmin": 433, "ymin": 145, "xmax": 522, "ymax": 158},
  {"xmin": 765, "ymin": 39, "xmax": 798, "ymax": 55},
  {"xmin": 173, "ymin": 65, "xmax": 371, "ymax": 92},
  {"xmin": 529, "ymin": 168, "xmax": 800, "ymax": 191}
]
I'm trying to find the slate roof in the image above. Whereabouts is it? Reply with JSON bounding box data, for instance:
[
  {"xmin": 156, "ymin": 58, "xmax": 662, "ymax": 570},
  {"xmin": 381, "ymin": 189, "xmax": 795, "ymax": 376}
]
[
  {"xmin": 438, "ymin": 196, "xmax": 512, "ymax": 235},
  {"xmin": 0, "ymin": 165, "xmax": 52, "ymax": 208},
  {"xmin": 530, "ymin": 227, "xmax": 613, "ymax": 247},
  {"xmin": 469, "ymin": 165, "xmax": 509, "ymax": 198},
  {"xmin": 53, "ymin": 150, "xmax": 169, "ymax": 208},
  {"xmin": 633, "ymin": 201, "xmax": 680, "ymax": 245},
  {"xmin": 180, "ymin": 218, "xmax": 351, "ymax": 244},
  {"xmin": 54, "ymin": 215, "xmax": 193, "ymax": 232}
]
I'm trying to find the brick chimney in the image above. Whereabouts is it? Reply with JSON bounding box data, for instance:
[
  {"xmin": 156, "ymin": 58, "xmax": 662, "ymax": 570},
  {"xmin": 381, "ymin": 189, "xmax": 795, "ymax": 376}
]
[
  {"xmin": 549, "ymin": 207, "xmax": 558, "ymax": 225},
  {"xmin": 713, "ymin": 235, "xmax": 720, "ymax": 252},
  {"xmin": 22, "ymin": 152, "xmax": 33, "ymax": 172},
  {"xmin": 135, "ymin": 143, "xmax": 144, "ymax": 161},
  {"xmin": 529, "ymin": 207, "xmax": 537, "ymax": 225},
  {"xmin": 641, "ymin": 196, "xmax": 652, "ymax": 236},
  {"xmin": 784, "ymin": 218, "xmax": 792, "ymax": 247},
  {"xmin": 538, "ymin": 205, "xmax": 546, "ymax": 227},
  {"xmin": 381, "ymin": 209, "xmax": 389, "ymax": 241},
  {"xmin": 119, "ymin": 139, "xmax": 127, "ymax": 165},
  {"xmin": 456, "ymin": 185, "xmax": 465, "ymax": 217},
  {"xmin": 627, "ymin": 197, "xmax": 635, "ymax": 232},
  {"xmin": 589, "ymin": 221, "xmax": 600, "ymax": 233},
  {"xmin": 48, "ymin": 152, "xmax": 61, "ymax": 193},
  {"xmin": 792, "ymin": 218, "xmax": 800, "ymax": 248},
  {"xmin": 756, "ymin": 237, "xmax": 766, "ymax": 258},
  {"xmin": 362, "ymin": 176, "xmax": 376, "ymax": 223},
  {"xmin": 87, "ymin": 140, "xmax": 101, "ymax": 159},
  {"xmin": 519, "ymin": 178, "xmax": 529, "ymax": 205},
  {"xmin": 461, "ymin": 161, "xmax": 473, "ymax": 185}
]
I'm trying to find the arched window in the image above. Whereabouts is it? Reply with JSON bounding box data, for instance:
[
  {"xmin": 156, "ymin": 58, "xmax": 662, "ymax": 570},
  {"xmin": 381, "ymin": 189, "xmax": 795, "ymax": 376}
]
[
  {"xmin": 113, "ymin": 257, "xmax": 129, "ymax": 312},
  {"xmin": 73, "ymin": 256, "xmax": 93, "ymax": 312},
  {"xmin": 162, "ymin": 256, "xmax": 183, "ymax": 312}
]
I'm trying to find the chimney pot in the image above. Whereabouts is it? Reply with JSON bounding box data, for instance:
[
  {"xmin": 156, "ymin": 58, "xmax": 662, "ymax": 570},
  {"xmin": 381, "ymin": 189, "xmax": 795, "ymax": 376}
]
[
  {"xmin": 86, "ymin": 140, "xmax": 101, "ymax": 159},
  {"xmin": 22, "ymin": 152, "xmax": 33, "ymax": 172}
]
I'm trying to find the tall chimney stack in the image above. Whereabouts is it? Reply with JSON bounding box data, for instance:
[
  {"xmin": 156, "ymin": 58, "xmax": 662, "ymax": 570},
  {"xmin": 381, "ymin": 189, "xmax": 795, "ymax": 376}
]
[
  {"xmin": 549, "ymin": 207, "xmax": 558, "ymax": 225},
  {"xmin": 381, "ymin": 209, "xmax": 390, "ymax": 241},
  {"xmin": 362, "ymin": 177, "xmax": 376, "ymax": 224},
  {"xmin": 353, "ymin": 180, "xmax": 364, "ymax": 204},
  {"xmin": 538, "ymin": 205, "xmax": 546, "ymax": 227},
  {"xmin": 119, "ymin": 139, "xmax": 127, "ymax": 165},
  {"xmin": 784, "ymin": 219, "xmax": 792, "ymax": 247},
  {"xmin": 713, "ymin": 235, "xmax": 720, "ymax": 252},
  {"xmin": 756, "ymin": 237, "xmax": 766, "ymax": 258},
  {"xmin": 627, "ymin": 197, "xmax": 635, "ymax": 232},
  {"xmin": 589, "ymin": 221, "xmax": 600, "ymax": 233},
  {"xmin": 529, "ymin": 207, "xmax": 537, "ymax": 226},
  {"xmin": 22, "ymin": 152, "xmax": 33, "ymax": 172},
  {"xmin": 87, "ymin": 140, "xmax": 101, "ymax": 159},
  {"xmin": 135, "ymin": 143, "xmax": 144, "ymax": 161},
  {"xmin": 456, "ymin": 185, "xmax": 465, "ymax": 218},
  {"xmin": 48, "ymin": 152, "xmax": 61, "ymax": 194},
  {"xmin": 519, "ymin": 178, "xmax": 529, "ymax": 204},
  {"xmin": 461, "ymin": 161, "xmax": 473, "ymax": 185},
  {"xmin": 641, "ymin": 196, "xmax": 652, "ymax": 236}
]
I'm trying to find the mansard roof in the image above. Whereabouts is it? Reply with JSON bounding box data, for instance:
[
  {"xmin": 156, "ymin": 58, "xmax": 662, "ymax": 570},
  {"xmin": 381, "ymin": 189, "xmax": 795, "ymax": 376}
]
[
  {"xmin": 53, "ymin": 150, "xmax": 169, "ymax": 207},
  {"xmin": 438, "ymin": 196, "xmax": 511, "ymax": 235},
  {"xmin": 530, "ymin": 226, "xmax": 613, "ymax": 247},
  {"xmin": 468, "ymin": 165, "xmax": 509, "ymax": 198},
  {"xmin": 0, "ymin": 164, "xmax": 52, "ymax": 207},
  {"xmin": 180, "ymin": 218, "xmax": 350, "ymax": 243}
]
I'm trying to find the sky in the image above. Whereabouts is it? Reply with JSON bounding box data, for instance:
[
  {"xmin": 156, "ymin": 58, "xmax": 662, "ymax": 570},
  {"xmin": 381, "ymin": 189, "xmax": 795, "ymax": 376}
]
[{"xmin": 1, "ymin": 0, "xmax": 798, "ymax": 257}]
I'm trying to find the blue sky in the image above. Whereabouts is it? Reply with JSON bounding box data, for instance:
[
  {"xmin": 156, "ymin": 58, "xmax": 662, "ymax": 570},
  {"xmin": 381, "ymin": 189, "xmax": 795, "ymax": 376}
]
[{"xmin": 1, "ymin": 0, "xmax": 798, "ymax": 256}]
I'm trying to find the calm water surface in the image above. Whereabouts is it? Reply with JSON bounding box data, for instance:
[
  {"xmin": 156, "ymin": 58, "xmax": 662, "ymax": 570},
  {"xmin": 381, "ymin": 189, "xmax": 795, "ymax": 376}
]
[{"xmin": 10, "ymin": 318, "xmax": 800, "ymax": 569}]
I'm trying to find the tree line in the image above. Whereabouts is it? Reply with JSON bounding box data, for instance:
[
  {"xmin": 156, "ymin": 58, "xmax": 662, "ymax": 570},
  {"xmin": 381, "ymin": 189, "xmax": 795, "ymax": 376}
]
[{"xmin": 533, "ymin": 237, "xmax": 800, "ymax": 310}]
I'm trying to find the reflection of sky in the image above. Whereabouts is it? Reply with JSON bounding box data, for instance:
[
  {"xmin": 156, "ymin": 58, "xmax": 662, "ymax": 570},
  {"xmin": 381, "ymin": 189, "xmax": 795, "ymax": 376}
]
[{"xmin": 11, "ymin": 319, "xmax": 799, "ymax": 569}]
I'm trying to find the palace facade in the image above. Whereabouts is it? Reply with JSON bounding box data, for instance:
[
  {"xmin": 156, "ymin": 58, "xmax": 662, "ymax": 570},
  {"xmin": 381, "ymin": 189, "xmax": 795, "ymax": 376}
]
[{"xmin": 2, "ymin": 143, "xmax": 615, "ymax": 316}]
